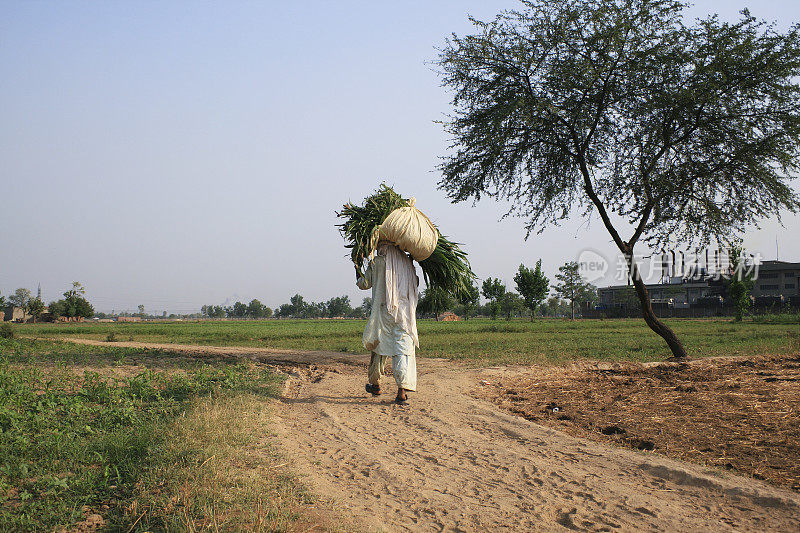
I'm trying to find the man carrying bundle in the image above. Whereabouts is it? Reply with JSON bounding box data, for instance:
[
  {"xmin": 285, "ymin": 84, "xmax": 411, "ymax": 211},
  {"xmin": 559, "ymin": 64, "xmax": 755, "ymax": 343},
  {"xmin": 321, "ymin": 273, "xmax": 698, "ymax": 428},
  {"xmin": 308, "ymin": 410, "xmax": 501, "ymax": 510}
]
[
  {"xmin": 356, "ymin": 242, "xmax": 419, "ymax": 405},
  {"xmin": 339, "ymin": 186, "xmax": 473, "ymax": 403}
]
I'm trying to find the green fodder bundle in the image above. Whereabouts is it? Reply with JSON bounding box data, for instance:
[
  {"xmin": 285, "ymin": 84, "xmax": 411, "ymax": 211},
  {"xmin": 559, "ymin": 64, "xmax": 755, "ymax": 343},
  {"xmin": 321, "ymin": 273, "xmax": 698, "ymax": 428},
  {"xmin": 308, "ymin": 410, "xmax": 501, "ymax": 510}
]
[
  {"xmin": 337, "ymin": 184, "xmax": 408, "ymax": 267},
  {"xmin": 336, "ymin": 184, "xmax": 475, "ymax": 297}
]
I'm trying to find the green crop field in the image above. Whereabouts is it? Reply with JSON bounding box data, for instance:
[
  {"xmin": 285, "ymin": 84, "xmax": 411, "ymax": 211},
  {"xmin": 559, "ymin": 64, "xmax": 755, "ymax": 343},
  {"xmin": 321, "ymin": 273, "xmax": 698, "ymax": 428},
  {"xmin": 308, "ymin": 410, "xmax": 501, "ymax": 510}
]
[
  {"xmin": 0, "ymin": 338, "xmax": 306, "ymax": 531},
  {"xmin": 15, "ymin": 317, "xmax": 800, "ymax": 365}
]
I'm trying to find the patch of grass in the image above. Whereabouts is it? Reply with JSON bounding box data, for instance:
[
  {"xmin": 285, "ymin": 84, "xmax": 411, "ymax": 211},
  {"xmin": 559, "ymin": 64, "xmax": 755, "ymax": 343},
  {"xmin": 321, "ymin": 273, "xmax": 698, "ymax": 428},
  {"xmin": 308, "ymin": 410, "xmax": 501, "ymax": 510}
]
[
  {"xmin": 752, "ymin": 311, "xmax": 800, "ymax": 324},
  {"xmin": 0, "ymin": 338, "xmax": 302, "ymax": 531},
  {"xmin": 17, "ymin": 317, "xmax": 800, "ymax": 365},
  {"xmin": 131, "ymin": 393, "xmax": 311, "ymax": 531},
  {"xmin": 0, "ymin": 324, "xmax": 14, "ymax": 339}
]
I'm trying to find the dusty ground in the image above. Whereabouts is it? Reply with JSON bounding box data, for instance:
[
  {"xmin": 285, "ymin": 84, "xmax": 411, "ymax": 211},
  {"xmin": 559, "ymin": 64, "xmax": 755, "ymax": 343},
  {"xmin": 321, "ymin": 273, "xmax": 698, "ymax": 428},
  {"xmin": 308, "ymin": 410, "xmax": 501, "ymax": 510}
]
[
  {"xmin": 477, "ymin": 354, "xmax": 800, "ymax": 492},
  {"xmin": 58, "ymin": 339, "xmax": 800, "ymax": 531}
]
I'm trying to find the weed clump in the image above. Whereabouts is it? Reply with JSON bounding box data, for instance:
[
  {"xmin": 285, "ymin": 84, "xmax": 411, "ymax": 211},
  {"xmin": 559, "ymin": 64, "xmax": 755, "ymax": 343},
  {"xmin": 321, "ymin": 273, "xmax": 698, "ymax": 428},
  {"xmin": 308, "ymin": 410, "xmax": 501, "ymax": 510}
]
[
  {"xmin": 0, "ymin": 323, "xmax": 14, "ymax": 339},
  {"xmin": 106, "ymin": 331, "xmax": 117, "ymax": 342}
]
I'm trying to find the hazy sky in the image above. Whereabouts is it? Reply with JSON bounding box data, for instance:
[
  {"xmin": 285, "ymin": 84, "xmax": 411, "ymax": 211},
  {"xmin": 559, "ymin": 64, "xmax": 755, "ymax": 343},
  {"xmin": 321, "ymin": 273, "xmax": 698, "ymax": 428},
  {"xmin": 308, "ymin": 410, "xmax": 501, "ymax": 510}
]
[{"xmin": 2, "ymin": 1, "xmax": 799, "ymax": 314}]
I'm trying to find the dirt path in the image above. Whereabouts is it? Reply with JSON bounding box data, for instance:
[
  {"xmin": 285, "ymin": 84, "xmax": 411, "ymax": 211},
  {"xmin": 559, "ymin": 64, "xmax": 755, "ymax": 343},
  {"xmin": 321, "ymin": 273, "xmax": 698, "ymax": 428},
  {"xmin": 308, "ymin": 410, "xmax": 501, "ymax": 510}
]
[{"xmin": 57, "ymin": 338, "xmax": 800, "ymax": 531}]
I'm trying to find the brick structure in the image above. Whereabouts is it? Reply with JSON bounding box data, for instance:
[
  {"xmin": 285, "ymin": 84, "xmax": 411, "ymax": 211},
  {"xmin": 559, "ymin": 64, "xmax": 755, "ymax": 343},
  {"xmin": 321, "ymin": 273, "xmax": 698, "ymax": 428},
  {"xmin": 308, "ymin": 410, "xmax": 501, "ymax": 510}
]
[{"xmin": 1, "ymin": 306, "xmax": 30, "ymax": 323}]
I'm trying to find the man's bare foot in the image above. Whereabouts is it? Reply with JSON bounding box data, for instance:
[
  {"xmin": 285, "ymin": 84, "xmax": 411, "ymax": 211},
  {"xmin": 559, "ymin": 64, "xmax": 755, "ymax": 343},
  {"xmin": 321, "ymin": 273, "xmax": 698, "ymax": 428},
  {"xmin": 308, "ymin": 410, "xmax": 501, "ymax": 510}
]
[
  {"xmin": 366, "ymin": 383, "xmax": 381, "ymax": 396},
  {"xmin": 395, "ymin": 388, "xmax": 408, "ymax": 405}
]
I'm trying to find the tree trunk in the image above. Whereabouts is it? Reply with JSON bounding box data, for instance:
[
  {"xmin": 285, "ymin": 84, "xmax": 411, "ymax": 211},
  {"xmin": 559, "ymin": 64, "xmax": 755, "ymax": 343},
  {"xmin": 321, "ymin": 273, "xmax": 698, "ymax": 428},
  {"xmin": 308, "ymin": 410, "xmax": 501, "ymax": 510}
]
[
  {"xmin": 626, "ymin": 253, "xmax": 688, "ymax": 360},
  {"xmin": 570, "ymin": 300, "xmax": 575, "ymax": 320}
]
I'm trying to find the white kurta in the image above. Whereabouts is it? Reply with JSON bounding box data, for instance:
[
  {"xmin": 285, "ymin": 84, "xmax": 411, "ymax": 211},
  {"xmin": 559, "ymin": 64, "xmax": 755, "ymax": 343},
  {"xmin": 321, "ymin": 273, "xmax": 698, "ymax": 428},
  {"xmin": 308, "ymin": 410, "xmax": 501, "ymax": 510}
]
[{"xmin": 357, "ymin": 245, "xmax": 419, "ymax": 390}]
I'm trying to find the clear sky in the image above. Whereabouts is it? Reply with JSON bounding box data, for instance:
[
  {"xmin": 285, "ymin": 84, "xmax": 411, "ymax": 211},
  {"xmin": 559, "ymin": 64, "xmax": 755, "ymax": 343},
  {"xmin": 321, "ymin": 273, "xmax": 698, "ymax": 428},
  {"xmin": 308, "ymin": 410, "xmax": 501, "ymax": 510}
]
[{"xmin": 2, "ymin": 1, "xmax": 799, "ymax": 314}]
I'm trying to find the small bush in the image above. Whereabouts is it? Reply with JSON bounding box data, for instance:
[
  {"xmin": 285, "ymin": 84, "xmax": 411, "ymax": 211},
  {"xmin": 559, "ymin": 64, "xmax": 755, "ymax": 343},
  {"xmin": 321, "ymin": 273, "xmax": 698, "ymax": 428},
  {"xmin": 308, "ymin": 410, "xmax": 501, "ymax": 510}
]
[
  {"xmin": 0, "ymin": 323, "xmax": 14, "ymax": 339},
  {"xmin": 106, "ymin": 332, "xmax": 117, "ymax": 342}
]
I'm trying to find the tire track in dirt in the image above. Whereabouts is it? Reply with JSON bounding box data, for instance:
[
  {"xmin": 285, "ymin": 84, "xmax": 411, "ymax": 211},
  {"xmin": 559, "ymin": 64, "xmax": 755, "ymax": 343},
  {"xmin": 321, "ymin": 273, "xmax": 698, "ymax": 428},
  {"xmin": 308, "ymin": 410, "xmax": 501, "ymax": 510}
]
[{"xmin": 54, "ymin": 338, "xmax": 800, "ymax": 531}]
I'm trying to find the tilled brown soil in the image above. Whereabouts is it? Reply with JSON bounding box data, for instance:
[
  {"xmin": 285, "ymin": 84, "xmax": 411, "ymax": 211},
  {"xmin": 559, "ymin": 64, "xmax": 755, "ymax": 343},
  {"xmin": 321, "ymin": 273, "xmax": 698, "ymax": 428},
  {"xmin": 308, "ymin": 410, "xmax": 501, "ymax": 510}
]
[{"xmin": 478, "ymin": 353, "xmax": 800, "ymax": 492}]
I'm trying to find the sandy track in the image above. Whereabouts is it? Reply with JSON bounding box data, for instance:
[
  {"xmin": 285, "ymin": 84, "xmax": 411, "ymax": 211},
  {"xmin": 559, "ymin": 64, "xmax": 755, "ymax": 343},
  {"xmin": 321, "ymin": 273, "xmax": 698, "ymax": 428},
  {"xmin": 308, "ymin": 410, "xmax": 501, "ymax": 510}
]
[
  {"xmin": 275, "ymin": 362, "xmax": 800, "ymax": 532},
  {"xmin": 56, "ymin": 339, "xmax": 800, "ymax": 531}
]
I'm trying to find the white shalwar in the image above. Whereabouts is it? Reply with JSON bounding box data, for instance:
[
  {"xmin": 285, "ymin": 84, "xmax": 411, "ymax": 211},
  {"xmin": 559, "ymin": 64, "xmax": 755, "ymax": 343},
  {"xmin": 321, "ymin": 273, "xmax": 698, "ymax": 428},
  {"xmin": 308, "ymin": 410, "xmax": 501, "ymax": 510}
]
[{"xmin": 357, "ymin": 244, "xmax": 419, "ymax": 391}]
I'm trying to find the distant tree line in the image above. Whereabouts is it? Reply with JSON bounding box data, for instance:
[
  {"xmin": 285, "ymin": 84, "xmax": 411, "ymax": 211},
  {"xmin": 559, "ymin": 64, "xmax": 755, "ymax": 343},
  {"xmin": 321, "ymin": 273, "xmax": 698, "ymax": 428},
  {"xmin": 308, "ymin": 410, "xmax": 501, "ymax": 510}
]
[
  {"xmin": 205, "ymin": 259, "xmax": 598, "ymax": 322},
  {"xmin": 1, "ymin": 282, "xmax": 94, "ymax": 322},
  {"xmin": 201, "ymin": 299, "xmax": 273, "ymax": 319},
  {"xmin": 273, "ymin": 294, "xmax": 370, "ymax": 319},
  {"xmin": 416, "ymin": 259, "xmax": 597, "ymax": 321},
  {"xmin": 200, "ymin": 295, "xmax": 372, "ymax": 320},
  {"xmin": 3, "ymin": 260, "xmax": 596, "ymax": 323}
]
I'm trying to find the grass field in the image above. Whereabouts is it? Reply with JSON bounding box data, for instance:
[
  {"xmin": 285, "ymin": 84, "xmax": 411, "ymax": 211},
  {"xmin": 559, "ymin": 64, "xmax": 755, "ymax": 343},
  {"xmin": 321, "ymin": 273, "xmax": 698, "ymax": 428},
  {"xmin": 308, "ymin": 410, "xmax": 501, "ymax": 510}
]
[
  {"xmin": 15, "ymin": 317, "xmax": 800, "ymax": 365},
  {"xmin": 3, "ymin": 320, "xmax": 799, "ymax": 529},
  {"xmin": 0, "ymin": 338, "xmax": 309, "ymax": 531}
]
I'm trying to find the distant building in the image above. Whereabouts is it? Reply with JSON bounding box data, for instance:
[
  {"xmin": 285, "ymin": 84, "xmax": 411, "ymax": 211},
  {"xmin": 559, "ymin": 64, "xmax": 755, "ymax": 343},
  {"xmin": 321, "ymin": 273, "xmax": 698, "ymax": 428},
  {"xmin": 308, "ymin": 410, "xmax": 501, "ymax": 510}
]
[
  {"xmin": 598, "ymin": 280, "xmax": 718, "ymax": 309},
  {"xmin": 750, "ymin": 260, "xmax": 800, "ymax": 298},
  {"xmin": 2, "ymin": 306, "xmax": 30, "ymax": 323},
  {"xmin": 596, "ymin": 259, "xmax": 800, "ymax": 315}
]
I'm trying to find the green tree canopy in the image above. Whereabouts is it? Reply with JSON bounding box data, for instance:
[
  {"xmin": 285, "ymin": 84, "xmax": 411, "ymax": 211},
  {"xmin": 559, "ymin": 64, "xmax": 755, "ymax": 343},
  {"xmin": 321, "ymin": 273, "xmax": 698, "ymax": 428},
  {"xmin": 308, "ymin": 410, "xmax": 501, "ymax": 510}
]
[
  {"xmin": 361, "ymin": 297, "xmax": 373, "ymax": 317},
  {"xmin": 27, "ymin": 298, "xmax": 45, "ymax": 323},
  {"xmin": 553, "ymin": 262, "xmax": 593, "ymax": 320},
  {"xmin": 481, "ymin": 277, "xmax": 506, "ymax": 320},
  {"xmin": 326, "ymin": 295, "xmax": 353, "ymax": 318},
  {"xmin": 499, "ymin": 292, "xmax": 524, "ymax": 321},
  {"xmin": 247, "ymin": 299, "xmax": 266, "ymax": 318},
  {"xmin": 231, "ymin": 301, "xmax": 248, "ymax": 318},
  {"xmin": 418, "ymin": 286, "xmax": 454, "ymax": 321},
  {"xmin": 50, "ymin": 282, "xmax": 94, "ymax": 320},
  {"xmin": 9, "ymin": 288, "xmax": 31, "ymax": 309},
  {"xmin": 514, "ymin": 260, "xmax": 550, "ymax": 321},
  {"xmin": 544, "ymin": 296, "xmax": 571, "ymax": 317},
  {"xmin": 436, "ymin": 0, "xmax": 800, "ymax": 358},
  {"xmin": 727, "ymin": 247, "xmax": 755, "ymax": 322},
  {"xmin": 457, "ymin": 280, "xmax": 480, "ymax": 320},
  {"xmin": 290, "ymin": 294, "xmax": 307, "ymax": 317}
]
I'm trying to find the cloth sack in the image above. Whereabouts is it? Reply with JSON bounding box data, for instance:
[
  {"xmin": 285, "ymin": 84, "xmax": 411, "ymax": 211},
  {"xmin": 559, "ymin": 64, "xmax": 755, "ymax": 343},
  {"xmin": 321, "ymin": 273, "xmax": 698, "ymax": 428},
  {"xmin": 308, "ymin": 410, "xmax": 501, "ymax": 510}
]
[{"xmin": 378, "ymin": 198, "xmax": 439, "ymax": 261}]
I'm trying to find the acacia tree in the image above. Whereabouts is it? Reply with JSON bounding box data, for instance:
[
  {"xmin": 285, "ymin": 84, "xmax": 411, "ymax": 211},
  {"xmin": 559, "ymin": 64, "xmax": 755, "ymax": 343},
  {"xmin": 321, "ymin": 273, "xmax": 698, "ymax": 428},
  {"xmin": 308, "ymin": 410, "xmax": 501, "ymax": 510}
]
[
  {"xmin": 514, "ymin": 260, "xmax": 550, "ymax": 321},
  {"xmin": 437, "ymin": 0, "xmax": 800, "ymax": 359}
]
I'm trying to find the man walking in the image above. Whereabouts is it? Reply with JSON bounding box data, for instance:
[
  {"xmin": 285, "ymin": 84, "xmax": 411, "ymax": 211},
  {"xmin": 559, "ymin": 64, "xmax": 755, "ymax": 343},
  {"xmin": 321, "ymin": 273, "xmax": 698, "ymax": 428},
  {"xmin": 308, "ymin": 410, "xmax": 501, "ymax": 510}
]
[{"xmin": 356, "ymin": 242, "xmax": 419, "ymax": 404}]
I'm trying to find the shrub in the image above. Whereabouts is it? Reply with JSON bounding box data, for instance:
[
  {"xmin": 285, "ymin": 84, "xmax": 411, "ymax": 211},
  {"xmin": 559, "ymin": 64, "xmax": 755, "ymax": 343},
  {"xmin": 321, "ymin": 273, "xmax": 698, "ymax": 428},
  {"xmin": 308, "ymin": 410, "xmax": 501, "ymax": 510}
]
[
  {"xmin": 0, "ymin": 323, "xmax": 14, "ymax": 339},
  {"xmin": 106, "ymin": 332, "xmax": 117, "ymax": 342}
]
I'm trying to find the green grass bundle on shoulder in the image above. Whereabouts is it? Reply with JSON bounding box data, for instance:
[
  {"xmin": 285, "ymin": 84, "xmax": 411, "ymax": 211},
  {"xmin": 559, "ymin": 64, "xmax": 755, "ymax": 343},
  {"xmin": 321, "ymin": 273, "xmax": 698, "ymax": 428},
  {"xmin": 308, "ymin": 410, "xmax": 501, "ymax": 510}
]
[{"xmin": 336, "ymin": 184, "xmax": 475, "ymax": 298}]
